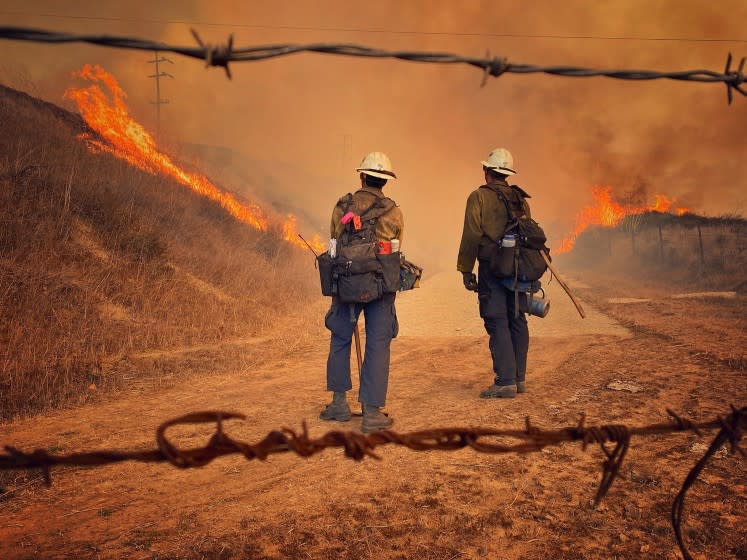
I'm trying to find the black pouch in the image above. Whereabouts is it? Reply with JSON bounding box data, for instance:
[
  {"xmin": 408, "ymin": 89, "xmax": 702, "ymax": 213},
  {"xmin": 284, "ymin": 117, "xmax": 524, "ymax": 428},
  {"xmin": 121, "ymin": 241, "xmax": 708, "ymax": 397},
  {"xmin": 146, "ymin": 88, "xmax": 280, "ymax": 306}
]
[
  {"xmin": 377, "ymin": 252, "xmax": 402, "ymax": 293},
  {"xmin": 488, "ymin": 244, "xmax": 516, "ymax": 278},
  {"xmin": 317, "ymin": 253, "xmax": 336, "ymax": 296},
  {"xmin": 337, "ymin": 272, "xmax": 382, "ymax": 303},
  {"xmin": 349, "ymin": 256, "xmax": 381, "ymax": 275},
  {"xmin": 517, "ymin": 219, "xmax": 547, "ymax": 249},
  {"xmin": 517, "ymin": 249, "xmax": 547, "ymax": 282}
]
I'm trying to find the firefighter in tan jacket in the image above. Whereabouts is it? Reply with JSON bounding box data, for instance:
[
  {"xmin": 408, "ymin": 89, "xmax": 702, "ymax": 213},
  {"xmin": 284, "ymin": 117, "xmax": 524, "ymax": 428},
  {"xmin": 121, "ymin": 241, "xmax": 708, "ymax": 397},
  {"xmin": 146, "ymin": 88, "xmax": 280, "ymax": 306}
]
[
  {"xmin": 458, "ymin": 148, "xmax": 531, "ymax": 398},
  {"xmin": 320, "ymin": 152, "xmax": 403, "ymax": 433}
]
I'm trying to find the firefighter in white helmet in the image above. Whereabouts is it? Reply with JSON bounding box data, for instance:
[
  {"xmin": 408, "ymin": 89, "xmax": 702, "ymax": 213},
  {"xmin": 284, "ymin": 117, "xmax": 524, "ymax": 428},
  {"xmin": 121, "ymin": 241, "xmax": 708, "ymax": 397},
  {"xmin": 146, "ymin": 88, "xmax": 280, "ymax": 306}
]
[
  {"xmin": 319, "ymin": 151, "xmax": 404, "ymax": 433},
  {"xmin": 457, "ymin": 147, "xmax": 534, "ymax": 398}
]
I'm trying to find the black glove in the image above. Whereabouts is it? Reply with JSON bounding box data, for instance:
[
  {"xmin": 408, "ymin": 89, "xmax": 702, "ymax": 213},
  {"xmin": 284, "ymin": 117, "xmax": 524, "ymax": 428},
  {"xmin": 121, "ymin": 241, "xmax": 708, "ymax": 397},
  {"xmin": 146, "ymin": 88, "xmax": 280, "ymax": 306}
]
[{"xmin": 462, "ymin": 272, "xmax": 478, "ymax": 292}]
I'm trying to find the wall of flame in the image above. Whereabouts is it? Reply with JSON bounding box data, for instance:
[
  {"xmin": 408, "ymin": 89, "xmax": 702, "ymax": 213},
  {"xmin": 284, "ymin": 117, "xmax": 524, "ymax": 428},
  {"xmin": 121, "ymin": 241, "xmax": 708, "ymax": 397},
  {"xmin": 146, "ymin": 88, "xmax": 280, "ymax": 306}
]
[{"xmin": 64, "ymin": 64, "xmax": 325, "ymax": 253}]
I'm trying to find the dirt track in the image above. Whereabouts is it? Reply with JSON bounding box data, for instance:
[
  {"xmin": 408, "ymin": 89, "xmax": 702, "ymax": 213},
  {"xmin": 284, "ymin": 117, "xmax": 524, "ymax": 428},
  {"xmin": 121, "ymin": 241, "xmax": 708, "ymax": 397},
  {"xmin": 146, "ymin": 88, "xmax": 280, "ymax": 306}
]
[{"xmin": 1, "ymin": 271, "xmax": 745, "ymax": 559}]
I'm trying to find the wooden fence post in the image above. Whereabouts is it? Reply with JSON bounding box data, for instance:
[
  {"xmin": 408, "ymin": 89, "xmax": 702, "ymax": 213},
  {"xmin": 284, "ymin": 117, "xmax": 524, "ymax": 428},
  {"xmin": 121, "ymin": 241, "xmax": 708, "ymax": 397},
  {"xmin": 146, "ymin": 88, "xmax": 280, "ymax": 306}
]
[
  {"xmin": 658, "ymin": 224, "xmax": 664, "ymax": 260},
  {"xmin": 697, "ymin": 224, "xmax": 705, "ymax": 265}
]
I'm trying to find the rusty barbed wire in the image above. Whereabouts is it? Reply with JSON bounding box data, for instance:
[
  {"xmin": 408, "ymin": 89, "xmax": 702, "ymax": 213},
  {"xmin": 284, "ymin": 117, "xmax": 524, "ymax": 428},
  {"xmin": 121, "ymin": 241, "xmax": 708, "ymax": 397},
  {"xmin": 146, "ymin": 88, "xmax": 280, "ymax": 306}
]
[
  {"xmin": 672, "ymin": 405, "xmax": 746, "ymax": 560},
  {"xmin": 0, "ymin": 406, "xmax": 744, "ymax": 559},
  {"xmin": 0, "ymin": 26, "xmax": 745, "ymax": 102}
]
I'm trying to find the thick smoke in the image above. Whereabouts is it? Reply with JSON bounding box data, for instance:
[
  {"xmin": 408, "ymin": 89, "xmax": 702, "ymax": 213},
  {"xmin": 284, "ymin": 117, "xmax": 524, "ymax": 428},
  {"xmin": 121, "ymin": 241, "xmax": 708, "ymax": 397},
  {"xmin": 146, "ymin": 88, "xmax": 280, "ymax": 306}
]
[{"xmin": 1, "ymin": 0, "xmax": 745, "ymax": 272}]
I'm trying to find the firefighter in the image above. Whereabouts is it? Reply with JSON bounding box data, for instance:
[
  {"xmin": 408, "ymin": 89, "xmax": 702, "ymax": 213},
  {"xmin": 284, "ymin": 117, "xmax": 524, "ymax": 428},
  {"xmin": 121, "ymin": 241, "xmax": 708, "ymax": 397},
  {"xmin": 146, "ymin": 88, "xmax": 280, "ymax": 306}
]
[
  {"xmin": 320, "ymin": 152, "xmax": 404, "ymax": 433},
  {"xmin": 457, "ymin": 148, "xmax": 531, "ymax": 398}
]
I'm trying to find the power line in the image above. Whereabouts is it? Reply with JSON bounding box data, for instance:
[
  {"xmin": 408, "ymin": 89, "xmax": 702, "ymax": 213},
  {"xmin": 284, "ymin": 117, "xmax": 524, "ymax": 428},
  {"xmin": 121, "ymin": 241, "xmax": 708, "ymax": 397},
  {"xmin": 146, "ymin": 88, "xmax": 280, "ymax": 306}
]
[
  {"xmin": 147, "ymin": 51, "xmax": 174, "ymax": 142},
  {"xmin": 1, "ymin": 9, "xmax": 746, "ymax": 43},
  {"xmin": 0, "ymin": 26, "xmax": 745, "ymax": 103}
]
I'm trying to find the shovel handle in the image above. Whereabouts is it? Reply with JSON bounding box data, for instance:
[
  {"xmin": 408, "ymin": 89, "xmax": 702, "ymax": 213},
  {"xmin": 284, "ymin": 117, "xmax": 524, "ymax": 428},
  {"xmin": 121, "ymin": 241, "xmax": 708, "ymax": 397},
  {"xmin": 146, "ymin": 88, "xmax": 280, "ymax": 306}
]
[
  {"xmin": 541, "ymin": 251, "xmax": 586, "ymax": 319},
  {"xmin": 353, "ymin": 323, "xmax": 363, "ymax": 375}
]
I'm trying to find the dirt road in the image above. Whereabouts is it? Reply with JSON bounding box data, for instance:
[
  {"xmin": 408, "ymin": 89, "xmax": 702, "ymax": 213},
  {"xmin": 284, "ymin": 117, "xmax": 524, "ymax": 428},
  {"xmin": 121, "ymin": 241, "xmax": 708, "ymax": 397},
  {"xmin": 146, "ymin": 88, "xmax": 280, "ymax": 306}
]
[{"xmin": 1, "ymin": 272, "xmax": 745, "ymax": 559}]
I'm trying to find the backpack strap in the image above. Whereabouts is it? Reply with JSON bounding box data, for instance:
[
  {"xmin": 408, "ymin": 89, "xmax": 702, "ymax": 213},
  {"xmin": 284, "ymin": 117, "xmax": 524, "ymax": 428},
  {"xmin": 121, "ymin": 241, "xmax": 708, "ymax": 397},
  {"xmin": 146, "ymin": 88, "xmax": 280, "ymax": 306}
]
[
  {"xmin": 480, "ymin": 185, "xmax": 520, "ymax": 236},
  {"xmin": 336, "ymin": 193, "xmax": 354, "ymax": 212},
  {"xmin": 361, "ymin": 197, "xmax": 396, "ymax": 221},
  {"xmin": 338, "ymin": 193, "xmax": 396, "ymax": 243}
]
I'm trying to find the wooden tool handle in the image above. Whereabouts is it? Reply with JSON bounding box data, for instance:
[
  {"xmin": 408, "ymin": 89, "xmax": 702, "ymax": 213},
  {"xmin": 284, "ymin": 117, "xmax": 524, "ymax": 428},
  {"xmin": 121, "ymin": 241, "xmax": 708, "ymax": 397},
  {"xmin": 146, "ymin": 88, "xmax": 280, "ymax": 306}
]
[
  {"xmin": 541, "ymin": 251, "xmax": 586, "ymax": 319},
  {"xmin": 353, "ymin": 323, "xmax": 363, "ymax": 375}
]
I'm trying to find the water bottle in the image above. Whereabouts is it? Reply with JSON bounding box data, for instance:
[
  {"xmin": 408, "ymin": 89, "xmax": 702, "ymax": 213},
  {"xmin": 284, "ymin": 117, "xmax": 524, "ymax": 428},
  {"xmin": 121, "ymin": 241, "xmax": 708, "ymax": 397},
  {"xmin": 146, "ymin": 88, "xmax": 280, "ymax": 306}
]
[
  {"xmin": 391, "ymin": 239, "xmax": 400, "ymax": 253},
  {"xmin": 329, "ymin": 238, "xmax": 337, "ymax": 258},
  {"xmin": 501, "ymin": 233, "xmax": 516, "ymax": 248}
]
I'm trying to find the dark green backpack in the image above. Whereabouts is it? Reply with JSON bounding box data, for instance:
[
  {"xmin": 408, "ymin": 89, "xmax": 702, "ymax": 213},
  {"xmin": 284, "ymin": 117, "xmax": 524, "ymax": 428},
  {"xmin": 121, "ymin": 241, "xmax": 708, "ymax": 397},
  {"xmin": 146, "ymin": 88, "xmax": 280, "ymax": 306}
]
[
  {"xmin": 318, "ymin": 193, "xmax": 401, "ymax": 303},
  {"xmin": 486, "ymin": 185, "xmax": 550, "ymax": 285}
]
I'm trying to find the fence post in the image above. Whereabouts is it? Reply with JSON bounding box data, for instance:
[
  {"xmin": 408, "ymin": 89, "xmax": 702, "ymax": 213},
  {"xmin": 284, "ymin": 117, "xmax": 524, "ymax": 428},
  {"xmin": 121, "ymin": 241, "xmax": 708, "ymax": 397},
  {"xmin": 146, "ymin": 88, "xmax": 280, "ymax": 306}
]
[
  {"xmin": 658, "ymin": 224, "xmax": 664, "ymax": 260},
  {"xmin": 697, "ymin": 224, "xmax": 705, "ymax": 266}
]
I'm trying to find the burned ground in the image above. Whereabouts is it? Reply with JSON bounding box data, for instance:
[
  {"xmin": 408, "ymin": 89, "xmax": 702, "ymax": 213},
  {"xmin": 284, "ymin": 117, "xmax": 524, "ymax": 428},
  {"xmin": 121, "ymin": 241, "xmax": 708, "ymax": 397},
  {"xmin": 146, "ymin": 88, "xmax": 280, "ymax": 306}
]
[{"xmin": 0, "ymin": 271, "xmax": 744, "ymax": 560}]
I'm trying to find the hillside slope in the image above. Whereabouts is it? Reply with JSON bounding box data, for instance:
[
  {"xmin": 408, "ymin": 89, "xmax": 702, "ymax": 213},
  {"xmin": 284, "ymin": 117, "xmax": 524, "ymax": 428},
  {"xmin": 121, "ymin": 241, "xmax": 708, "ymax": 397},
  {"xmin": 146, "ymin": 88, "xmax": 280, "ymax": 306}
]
[{"xmin": 0, "ymin": 83, "xmax": 322, "ymax": 420}]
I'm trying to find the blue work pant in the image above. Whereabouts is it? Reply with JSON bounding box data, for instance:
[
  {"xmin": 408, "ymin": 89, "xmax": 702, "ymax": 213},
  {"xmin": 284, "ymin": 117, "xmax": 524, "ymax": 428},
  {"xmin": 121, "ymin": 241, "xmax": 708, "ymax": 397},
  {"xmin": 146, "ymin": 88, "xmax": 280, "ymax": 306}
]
[
  {"xmin": 477, "ymin": 261, "xmax": 529, "ymax": 386},
  {"xmin": 325, "ymin": 293, "xmax": 398, "ymax": 407}
]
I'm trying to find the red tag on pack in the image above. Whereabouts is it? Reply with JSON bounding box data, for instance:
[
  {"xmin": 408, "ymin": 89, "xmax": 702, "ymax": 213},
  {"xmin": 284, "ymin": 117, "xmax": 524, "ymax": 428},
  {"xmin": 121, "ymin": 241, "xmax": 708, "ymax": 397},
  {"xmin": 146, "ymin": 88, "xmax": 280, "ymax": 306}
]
[
  {"xmin": 377, "ymin": 241, "xmax": 392, "ymax": 254},
  {"xmin": 353, "ymin": 215, "xmax": 362, "ymax": 231}
]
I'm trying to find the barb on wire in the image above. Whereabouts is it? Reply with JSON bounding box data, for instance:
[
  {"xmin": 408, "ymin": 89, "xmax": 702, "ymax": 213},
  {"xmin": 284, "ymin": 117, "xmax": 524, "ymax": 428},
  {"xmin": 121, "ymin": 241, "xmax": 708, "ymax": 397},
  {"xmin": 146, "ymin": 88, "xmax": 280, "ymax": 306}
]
[
  {"xmin": 1, "ymin": 406, "xmax": 744, "ymax": 559},
  {"xmin": 0, "ymin": 26, "xmax": 745, "ymax": 102},
  {"xmin": 190, "ymin": 28, "xmax": 233, "ymax": 79},
  {"xmin": 724, "ymin": 52, "xmax": 747, "ymax": 103}
]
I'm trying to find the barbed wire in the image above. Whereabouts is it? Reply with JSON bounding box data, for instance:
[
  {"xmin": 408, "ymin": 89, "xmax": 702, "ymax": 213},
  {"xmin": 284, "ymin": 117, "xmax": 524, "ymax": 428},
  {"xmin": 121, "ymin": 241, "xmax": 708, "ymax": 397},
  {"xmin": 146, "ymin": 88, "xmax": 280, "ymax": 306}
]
[
  {"xmin": 0, "ymin": 26, "xmax": 745, "ymax": 102},
  {"xmin": 1, "ymin": 406, "xmax": 744, "ymax": 559}
]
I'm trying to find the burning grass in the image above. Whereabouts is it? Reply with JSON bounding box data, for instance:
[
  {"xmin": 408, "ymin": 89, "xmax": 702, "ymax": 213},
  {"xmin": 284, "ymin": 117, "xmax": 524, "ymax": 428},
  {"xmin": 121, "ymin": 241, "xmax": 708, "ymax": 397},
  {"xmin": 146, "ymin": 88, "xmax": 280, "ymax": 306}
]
[
  {"xmin": 0, "ymin": 83, "xmax": 323, "ymax": 421},
  {"xmin": 555, "ymin": 186, "xmax": 691, "ymax": 254},
  {"xmin": 558, "ymin": 210, "xmax": 747, "ymax": 291}
]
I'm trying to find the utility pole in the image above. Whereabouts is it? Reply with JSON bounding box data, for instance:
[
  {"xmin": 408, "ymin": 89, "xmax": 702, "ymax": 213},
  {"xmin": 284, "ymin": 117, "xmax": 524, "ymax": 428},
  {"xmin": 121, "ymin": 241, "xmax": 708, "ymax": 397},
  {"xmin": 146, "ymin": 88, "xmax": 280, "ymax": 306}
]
[{"xmin": 147, "ymin": 50, "xmax": 174, "ymax": 143}]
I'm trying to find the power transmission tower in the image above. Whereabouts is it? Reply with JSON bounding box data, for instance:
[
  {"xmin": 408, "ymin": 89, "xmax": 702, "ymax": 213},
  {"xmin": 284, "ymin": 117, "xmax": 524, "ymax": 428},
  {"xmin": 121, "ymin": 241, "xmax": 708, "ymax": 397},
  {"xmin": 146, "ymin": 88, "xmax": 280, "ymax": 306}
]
[{"xmin": 147, "ymin": 50, "xmax": 174, "ymax": 142}]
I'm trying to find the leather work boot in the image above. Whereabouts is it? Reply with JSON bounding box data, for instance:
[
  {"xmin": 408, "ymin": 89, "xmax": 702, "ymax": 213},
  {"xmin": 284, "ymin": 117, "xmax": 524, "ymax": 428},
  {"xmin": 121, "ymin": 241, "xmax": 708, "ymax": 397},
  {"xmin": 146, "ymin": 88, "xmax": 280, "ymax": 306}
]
[
  {"xmin": 361, "ymin": 404, "xmax": 394, "ymax": 433},
  {"xmin": 516, "ymin": 381, "xmax": 527, "ymax": 394},
  {"xmin": 319, "ymin": 391, "xmax": 352, "ymax": 422},
  {"xmin": 479, "ymin": 384, "xmax": 517, "ymax": 399}
]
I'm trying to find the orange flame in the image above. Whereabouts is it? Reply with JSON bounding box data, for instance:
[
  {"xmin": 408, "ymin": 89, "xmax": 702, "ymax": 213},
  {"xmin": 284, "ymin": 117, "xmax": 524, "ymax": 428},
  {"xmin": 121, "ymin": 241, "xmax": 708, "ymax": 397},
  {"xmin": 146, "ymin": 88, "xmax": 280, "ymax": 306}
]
[
  {"xmin": 282, "ymin": 214, "xmax": 326, "ymax": 253},
  {"xmin": 64, "ymin": 64, "xmax": 324, "ymax": 247},
  {"xmin": 556, "ymin": 186, "xmax": 690, "ymax": 253}
]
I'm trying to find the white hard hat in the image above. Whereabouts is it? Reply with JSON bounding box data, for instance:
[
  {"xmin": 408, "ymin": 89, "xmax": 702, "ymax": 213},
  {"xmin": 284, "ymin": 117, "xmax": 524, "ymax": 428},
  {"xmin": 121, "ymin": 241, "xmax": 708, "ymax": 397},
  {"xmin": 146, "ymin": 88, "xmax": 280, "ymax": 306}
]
[
  {"xmin": 481, "ymin": 147, "xmax": 516, "ymax": 175},
  {"xmin": 356, "ymin": 151, "xmax": 397, "ymax": 180}
]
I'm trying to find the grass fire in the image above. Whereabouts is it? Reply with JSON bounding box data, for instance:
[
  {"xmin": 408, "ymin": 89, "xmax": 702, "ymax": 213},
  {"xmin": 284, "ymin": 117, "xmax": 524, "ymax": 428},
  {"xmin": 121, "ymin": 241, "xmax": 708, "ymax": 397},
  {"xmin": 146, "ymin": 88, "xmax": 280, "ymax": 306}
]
[{"xmin": 556, "ymin": 186, "xmax": 691, "ymax": 253}]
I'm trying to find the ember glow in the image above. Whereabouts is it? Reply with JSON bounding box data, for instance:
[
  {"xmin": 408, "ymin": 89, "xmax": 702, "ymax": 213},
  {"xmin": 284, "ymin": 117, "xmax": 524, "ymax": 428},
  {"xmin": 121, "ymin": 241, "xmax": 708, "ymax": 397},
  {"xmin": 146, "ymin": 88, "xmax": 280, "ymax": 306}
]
[
  {"xmin": 64, "ymin": 63, "xmax": 323, "ymax": 253},
  {"xmin": 556, "ymin": 186, "xmax": 690, "ymax": 253}
]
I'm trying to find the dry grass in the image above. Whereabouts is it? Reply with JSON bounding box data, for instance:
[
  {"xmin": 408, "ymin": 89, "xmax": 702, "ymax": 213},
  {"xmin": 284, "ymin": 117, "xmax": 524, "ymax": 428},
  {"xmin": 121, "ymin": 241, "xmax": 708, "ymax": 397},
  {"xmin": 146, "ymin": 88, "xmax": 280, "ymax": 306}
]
[{"xmin": 0, "ymin": 84, "xmax": 322, "ymax": 421}]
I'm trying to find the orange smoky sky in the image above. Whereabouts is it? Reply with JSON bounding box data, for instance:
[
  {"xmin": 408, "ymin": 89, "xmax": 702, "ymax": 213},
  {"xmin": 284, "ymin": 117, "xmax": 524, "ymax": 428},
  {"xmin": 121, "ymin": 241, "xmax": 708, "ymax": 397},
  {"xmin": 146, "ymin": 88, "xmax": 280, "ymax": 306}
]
[{"xmin": 1, "ymin": 0, "xmax": 745, "ymax": 272}]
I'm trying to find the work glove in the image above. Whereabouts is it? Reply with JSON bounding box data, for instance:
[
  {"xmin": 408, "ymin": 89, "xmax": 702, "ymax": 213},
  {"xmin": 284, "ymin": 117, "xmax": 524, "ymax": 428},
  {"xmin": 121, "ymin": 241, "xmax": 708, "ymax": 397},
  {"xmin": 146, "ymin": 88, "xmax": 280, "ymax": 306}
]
[{"xmin": 462, "ymin": 272, "xmax": 478, "ymax": 292}]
